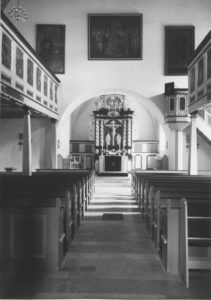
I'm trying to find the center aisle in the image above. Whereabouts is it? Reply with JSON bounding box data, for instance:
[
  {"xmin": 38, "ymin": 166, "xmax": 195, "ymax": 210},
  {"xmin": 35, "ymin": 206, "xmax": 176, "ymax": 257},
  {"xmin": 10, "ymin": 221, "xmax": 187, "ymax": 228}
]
[
  {"xmin": 53, "ymin": 176, "xmax": 189, "ymax": 299},
  {"xmin": 36, "ymin": 175, "xmax": 206, "ymax": 299}
]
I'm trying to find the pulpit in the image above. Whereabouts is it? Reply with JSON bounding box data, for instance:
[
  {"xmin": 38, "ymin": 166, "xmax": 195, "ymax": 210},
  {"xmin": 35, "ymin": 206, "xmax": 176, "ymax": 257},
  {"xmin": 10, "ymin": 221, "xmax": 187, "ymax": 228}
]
[{"xmin": 94, "ymin": 94, "xmax": 133, "ymax": 174}]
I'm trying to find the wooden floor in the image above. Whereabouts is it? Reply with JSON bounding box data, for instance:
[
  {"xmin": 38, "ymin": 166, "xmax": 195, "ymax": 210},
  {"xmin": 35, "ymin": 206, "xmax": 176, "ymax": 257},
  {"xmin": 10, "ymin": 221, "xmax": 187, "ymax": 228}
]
[{"xmin": 2, "ymin": 175, "xmax": 211, "ymax": 299}]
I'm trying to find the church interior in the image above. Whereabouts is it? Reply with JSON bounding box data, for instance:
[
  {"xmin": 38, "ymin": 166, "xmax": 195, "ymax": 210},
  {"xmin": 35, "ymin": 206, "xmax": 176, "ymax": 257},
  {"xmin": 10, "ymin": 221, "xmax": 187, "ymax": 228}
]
[{"xmin": 1, "ymin": 0, "xmax": 211, "ymax": 299}]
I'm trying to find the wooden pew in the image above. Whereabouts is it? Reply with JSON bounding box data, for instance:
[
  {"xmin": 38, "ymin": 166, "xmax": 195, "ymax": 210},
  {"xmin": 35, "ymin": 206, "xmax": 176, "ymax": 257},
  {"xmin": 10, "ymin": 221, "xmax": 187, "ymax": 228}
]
[
  {"xmin": 35, "ymin": 169, "xmax": 95, "ymax": 212},
  {"xmin": 147, "ymin": 182, "xmax": 211, "ymax": 231},
  {"xmin": 0, "ymin": 177, "xmax": 76, "ymax": 269},
  {"xmin": 136, "ymin": 172, "xmax": 211, "ymax": 227},
  {"xmin": 132, "ymin": 170, "xmax": 186, "ymax": 200},
  {"xmin": 1, "ymin": 175, "xmax": 80, "ymax": 233},
  {"xmin": 8, "ymin": 169, "xmax": 94, "ymax": 224},
  {"xmin": 0, "ymin": 169, "xmax": 95, "ymax": 273},
  {"xmin": 132, "ymin": 171, "xmax": 187, "ymax": 209},
  {"xmin": 158, "ymin": 198, "xmax": 211, "ymax": 287},
  {"xmin": 143, "ymin": 180, "xmax": 211, "ymax": 244},
  {"xmin": 31, "ymin": 169, "xmax": 95, "ymax": 233},
  {"xmin": 180, "ymin": 198, "xmax": 211, "ymax": 288},
  {"xmin": 134, "ymin": 172, "xmax": 211, "ymax": 209},
  {"xmin": 132, "ymin": 170, "xmax": 211, "ymax": 288},
  {"xmin": 158, "ymin": 198, "xmax": 181, "ymax": 275}
]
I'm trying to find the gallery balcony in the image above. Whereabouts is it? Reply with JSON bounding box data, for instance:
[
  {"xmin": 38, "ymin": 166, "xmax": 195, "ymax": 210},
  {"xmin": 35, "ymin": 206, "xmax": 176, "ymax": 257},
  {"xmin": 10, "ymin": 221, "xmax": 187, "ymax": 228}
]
[
  {"xmin": 0, "ymin": 12, "xmax": 60, "ymax": 120},
  {"xmin": 188, "ymin": 30, "xmax": 211, "ymax": 114}
]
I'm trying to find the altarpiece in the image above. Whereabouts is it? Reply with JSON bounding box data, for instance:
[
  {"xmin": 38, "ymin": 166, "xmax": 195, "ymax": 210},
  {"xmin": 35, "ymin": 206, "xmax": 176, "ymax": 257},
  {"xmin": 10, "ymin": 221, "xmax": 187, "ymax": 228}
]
[{"xmin": 94, "ymin": 94, "xmax": 133, "ymax": 173}]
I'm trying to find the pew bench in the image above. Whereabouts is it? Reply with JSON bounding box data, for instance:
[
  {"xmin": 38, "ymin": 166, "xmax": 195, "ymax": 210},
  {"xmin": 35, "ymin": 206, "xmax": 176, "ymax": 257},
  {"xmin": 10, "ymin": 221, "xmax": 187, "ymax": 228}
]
[
  {"xmin": 34, "ymin": 169, "xmax": 95, "ymax": 210},
  {"xmin": 151, "ymin": 188, "xmax": 211, "ymax": 250},
  {"xmin": 132, "ymin": 170, "xmax": 211, "ymax": 288},
  {"xmin": 139, "ymin": 180, "xmax": 211, "ymax": 225},
  {"xmin": 133, "ymin": 170, "xmax": 211, "ymax": 202},
  {"xmin": 0, "ymin": 170, "xmax": 94, "ymax": 274},
  {"xmin": 158, "ymin": 198, "xmax": 211, "ymax": 288},
  {"xmin": 148, "ymin": 184, "xmax": 211, "ymax": 226},
  {"xmin": 1, "ymin": 175, "xmax": 81, "ymax": 230},
  {"xmin": 1, "ymin": 194, "xmax": 68, "ymax": 273},
  {"xmin": 2, "ymin": 170, "xmax": 93, "ymax": 222}
]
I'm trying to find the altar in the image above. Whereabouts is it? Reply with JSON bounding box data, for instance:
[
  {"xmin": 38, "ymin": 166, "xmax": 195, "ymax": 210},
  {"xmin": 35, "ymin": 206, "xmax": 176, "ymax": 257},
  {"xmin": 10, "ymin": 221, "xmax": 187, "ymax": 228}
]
[
  {"xmin": 94, "ymin": 94, "xmax": 133, "ymax": 175},
  {"xmin": 99, "ymin": 155, "xmax": 128, "ymax": 173}
]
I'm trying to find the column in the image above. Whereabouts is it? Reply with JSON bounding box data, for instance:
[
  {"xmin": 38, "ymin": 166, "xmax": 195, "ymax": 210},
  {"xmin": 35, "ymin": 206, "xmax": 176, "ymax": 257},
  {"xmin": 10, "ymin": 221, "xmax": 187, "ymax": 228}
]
[
  {"xmin": 50, "ymin": 119, "xmax": 57, "ymax": 168},
  {"xmin": 188, "ymin": 113, "xmax": 198, "ymax": 175},
  {"xmin": 128, "ymin": 118, "xmax": 132, "ymax": 147},
  {"xmin": 122, "ymin": 120, "xmax": 126, "ymax": 150},
  {"xmin": 22, "ymin": 107, "xmax": 32, "ymax": 175},
  {"xmin": 0, "ymin": 28, "xmax": 2, "ymax": 67},
  {"xmin": 175, "ymin": 130, "xmax": 183, "ymax": 170},
  {"xmin": 100, "ymin": 119, "xmax": 104, "ymax": 151},
  {"xmin": 95, "ymin": 119, "xmax": 99, "ymax": 154}
]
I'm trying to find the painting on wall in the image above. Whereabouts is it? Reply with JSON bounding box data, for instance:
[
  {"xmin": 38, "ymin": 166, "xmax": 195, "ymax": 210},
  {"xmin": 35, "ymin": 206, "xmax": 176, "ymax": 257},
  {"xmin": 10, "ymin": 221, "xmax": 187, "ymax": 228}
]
[
  {"xmin": 164, "ymin": 26, "xmax": 195, "ymax": 75},
  {"xmin": 36, "ymin": 24, "xmax": 65, "ymax": 74},
  {"xmin": 88, "ymin": 14, "xmax": 143, "ymax": 60}
]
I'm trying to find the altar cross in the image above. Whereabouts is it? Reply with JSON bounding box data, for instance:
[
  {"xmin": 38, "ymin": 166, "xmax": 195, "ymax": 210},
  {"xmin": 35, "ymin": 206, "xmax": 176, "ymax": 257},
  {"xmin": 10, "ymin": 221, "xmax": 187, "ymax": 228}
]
[{"xmin": 106, "ymin": 120, "xmax": 121, "ymax": 146}]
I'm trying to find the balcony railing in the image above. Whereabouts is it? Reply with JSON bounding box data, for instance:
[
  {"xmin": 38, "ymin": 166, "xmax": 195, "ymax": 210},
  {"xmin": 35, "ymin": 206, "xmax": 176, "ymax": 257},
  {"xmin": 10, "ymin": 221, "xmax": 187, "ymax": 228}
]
[
  {"xmin": 0, "ymin": 12, "xmax": 60, "ymax": 119},
  {"xmin": 188, "ymin": 30, "xmax": 211, "ymax": 114}
]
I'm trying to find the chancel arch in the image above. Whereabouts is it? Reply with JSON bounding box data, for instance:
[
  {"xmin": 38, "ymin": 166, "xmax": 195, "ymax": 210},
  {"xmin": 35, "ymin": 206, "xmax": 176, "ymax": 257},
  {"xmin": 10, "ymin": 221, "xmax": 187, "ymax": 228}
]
[{"xmin": 57, "ymin": 89, "xmax": 168, "ymax": 171}]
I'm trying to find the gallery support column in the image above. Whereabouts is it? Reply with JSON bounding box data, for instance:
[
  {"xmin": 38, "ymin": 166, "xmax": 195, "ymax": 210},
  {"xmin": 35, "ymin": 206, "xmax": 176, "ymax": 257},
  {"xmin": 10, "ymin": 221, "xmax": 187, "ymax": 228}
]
[
  {"xmin": 188, "ymin": 112, "xmax": 198, "ymax": 175},
  {"xmin": 50, "ymin": 119, "xmax": 57, "ymax": 169},
  {"xmin": 23, "ymin": 107, "xmax": 32, "ymax": 175},
  {"xmin": 175, "ymin": 130, "xmax": 183, "ymax": 170}
]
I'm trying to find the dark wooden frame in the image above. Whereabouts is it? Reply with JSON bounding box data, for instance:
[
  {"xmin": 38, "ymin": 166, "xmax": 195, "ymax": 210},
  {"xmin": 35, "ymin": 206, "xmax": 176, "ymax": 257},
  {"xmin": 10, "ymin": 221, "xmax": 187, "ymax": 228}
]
[
  {"xmin": 88, "ymin": 13, "xmax": 143, "ymax": 60},
  {"xmin": 36, "ymin": 24, "xmax": 65, "ymax": 74},
  {"xmin": 164, "ymin": 26, "xmax": 195, "ymax": 75}
]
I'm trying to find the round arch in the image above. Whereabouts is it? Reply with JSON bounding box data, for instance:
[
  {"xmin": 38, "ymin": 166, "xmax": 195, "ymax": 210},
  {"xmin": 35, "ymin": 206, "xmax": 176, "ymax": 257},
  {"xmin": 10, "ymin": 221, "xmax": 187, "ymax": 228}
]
[
  {"xmin": 57, "ymin": 88, "xmax": 167, "ymax": 157},
  {"xmin": 58, "ymin": 88, "xmax": 164, "ymax": 129}
]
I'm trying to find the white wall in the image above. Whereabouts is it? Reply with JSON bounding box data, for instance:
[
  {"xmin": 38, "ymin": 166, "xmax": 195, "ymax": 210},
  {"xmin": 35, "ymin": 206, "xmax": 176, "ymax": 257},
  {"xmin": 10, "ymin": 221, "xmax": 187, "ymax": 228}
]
[
  {"xmin": 0, "ymin": 119, "xmax": 23, "ymax": 171},
  {"xmin": 183, "ymin": 126, "xmax": 211, "ymax": 171},
  {"xmin": 0, "ymin": 119, "xmax": 54, "ymax": 171},
  {"xmin": 11, "ymin": 0, "xmax": 211, "ymax": 114},
  {"xmin": 6, "ymin": 0, "xmax": 211, "ymax": 169}
]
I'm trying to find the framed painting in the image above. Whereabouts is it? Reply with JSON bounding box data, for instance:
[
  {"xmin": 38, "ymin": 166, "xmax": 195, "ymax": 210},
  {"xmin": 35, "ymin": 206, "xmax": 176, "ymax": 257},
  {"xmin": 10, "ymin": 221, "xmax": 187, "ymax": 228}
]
[
  {"xmin": 164, "ymin": 26, "xmax": 195, "ymax": 75},
  {"xmin": 88, "ymin": 14, "xmax": 143, "ymax": 60},
  {"xmin": 36, "ymin": 24, "xmax": 65, "ymax": 74}
]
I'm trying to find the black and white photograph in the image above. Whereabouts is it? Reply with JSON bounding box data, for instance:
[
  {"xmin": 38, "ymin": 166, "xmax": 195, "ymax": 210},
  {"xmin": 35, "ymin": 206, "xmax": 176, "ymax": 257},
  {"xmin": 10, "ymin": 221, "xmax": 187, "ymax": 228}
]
[{"xmin": 1, "ymin": 0, "xmax": 211, "ymax": 300}]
